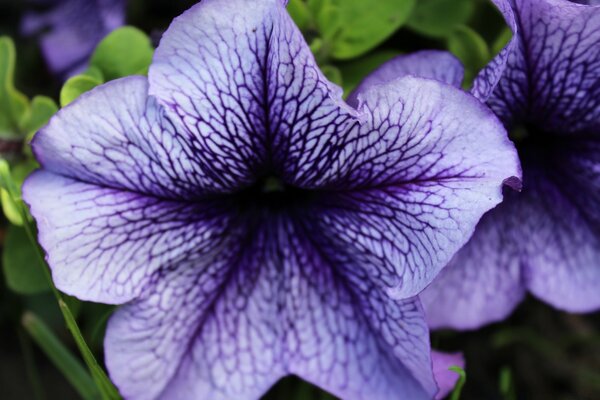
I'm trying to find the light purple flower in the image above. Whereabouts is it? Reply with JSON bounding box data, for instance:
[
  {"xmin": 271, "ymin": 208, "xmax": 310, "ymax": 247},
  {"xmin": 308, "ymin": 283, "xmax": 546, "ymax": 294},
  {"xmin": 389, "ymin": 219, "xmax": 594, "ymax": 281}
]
[
  {"xmin": 352, "ymin": 0, "xmax": 600, "ymax": 330},
  {"xmin": 22, "ymin": 0, "xmax": 125, "ymax": 76},
  {"xmin": 23, "ymin": 0, "xmax": 518, "ymax": 398},
  {"xmin": 431, "ymin": 351, "xmax": 465, "ymax": 400}
]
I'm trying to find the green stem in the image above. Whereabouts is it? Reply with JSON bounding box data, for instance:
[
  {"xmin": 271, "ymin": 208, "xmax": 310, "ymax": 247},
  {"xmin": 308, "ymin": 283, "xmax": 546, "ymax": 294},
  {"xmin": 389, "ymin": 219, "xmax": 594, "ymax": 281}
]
[
  {"xmin": 449, "ymin": 366, "xmax": 467, "ymax": 400},
  {"xmin": 19, "ymin": 215, "xmax": 121, "ymax": 399},
  {"xmin": 0, "ymin": 161, "xmax": 122, "ymax": 400}
]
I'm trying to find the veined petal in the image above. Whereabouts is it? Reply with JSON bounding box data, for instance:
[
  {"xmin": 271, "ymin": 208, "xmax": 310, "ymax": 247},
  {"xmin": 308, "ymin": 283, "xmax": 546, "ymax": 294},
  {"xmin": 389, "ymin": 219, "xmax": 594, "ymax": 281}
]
[
  {"xmin": 423, "ymin": 162, "xmax": 600, "ymax": 327},
  {"xmin": 347, "ymin": 50, "xmax": 465, "ymax": 107},
  {"xmin": 309, "ymin": 77, "xmax": 521, "ymax": 298},
  {"xmin": 520, "ymin": 169, "xmax": 600, "ymax": 311},
  {"xmin": 149, "ymin": 0, "xmax": 358, "ymax": 188},
  {"xmin": 22, "ymin": 170, "xmax": 240, "ymax": 304},
  {"xmin": 421, "ymin": 198, "xmax": 526, "ymax": 330},
  {"xmin": 105, "ymin": 217, "xmax": 437, "ymax": 400},
  {"xmin": 431, "ymin": 351, "xmax": 465, "ymax": 400},
  {"xmin": 482, "ymin": 0, "xmax": 600, "ymax": 131},
  {"xmin": 471, "ymin": 0, "xmax": 518, "ymax": 102},
  {"xmin": 32, "ymin": 77, "xmax": 236, "ymax": 198}
]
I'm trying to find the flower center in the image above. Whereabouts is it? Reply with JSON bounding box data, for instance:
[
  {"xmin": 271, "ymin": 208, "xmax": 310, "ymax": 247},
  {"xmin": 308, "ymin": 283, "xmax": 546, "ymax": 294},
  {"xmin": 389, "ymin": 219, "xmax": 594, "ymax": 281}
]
[
  {"xmin": 509, "ymin": 124, "xmax": 556, "ymax": 166},
  {"xmin": 234, "ymin": 176, "xmax": 316, "ymax": 212}
]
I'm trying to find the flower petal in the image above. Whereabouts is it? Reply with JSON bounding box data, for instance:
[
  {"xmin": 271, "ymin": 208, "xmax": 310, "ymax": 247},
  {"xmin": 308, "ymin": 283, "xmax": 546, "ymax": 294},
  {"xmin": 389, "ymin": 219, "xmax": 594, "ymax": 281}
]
[
  {"xmin": 22, "ymin": 0, "xmax": 125, "ymax": 75},
  {"xmin": 149, "ymin": 0, "xmax": 358, "ymax": 189},
  {"xmin": 308, "ymin": 77, "xmax": 521, "ymax": 298},
  {"xmin": 421, "ymin": 198, "xmax": 526, "ymax": 330},
  {"xmin": 481, "ymin": 0, "xmax": 600, "ymax": 131},
  {"xmin": 431, "ymin": 351, "xmax": 465, "ymax": 400},
  {"xmin": 471, "ymin": 0, "xmax": 518, "ymax": 102},
  {"xmin": 105, "ymin": 217, "xmax": 437, "ymax": 400},
  {"xmin": 520, "ymin": 169, "xmax": 600, "ymax": 311},
  {"xmin": 423, "ymin": 161, "xmax": 600, "ymax": 327},
  {"xmin": 31, "ymin": 77, "xmax": 233, "ymax": 198},
  {"xmin": 347, "ymin": 50, "xmax": 464, "ymax": 107},
  {"xmin": 22, "ymin": 170, "xmax": 238, "ymax": 303}
]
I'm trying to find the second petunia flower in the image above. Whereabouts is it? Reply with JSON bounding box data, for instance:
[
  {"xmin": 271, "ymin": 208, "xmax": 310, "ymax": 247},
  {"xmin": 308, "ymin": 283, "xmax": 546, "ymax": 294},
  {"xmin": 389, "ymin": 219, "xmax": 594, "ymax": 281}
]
[
  {"xmin": 359, "ymin": 0, "xmax": 600, "ymax": 329},
  {"xmin": 23, "ymin": 0, "xmax": 519, "ymax": 398}
]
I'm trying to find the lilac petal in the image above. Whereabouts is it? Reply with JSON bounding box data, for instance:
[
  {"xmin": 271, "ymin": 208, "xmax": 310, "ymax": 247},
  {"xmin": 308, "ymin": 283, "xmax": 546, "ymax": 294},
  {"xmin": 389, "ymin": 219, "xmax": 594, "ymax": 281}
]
[
  {"xmin": 31, "ymin": 77, "xmax": 237, "ymax": 198},
  {"xmin": 105, "ymin": 218, "xmax": 437, "ymax": 400},
  {"xmin": 431, "ymin": 351, "xmax": 465, "ymax": 400},
  {"xmin": 471, "ymin": 0, "xmax": 518, "ymax": 102},
  {"xmin": 421, "ymin": 198, "xmax": 526, "ymax": 330},
  {"xmin": 481, "ymin": 0, "xmax": 600, "ymax": 131},
  {"xmin": 149, "ymin": 0, "xmax": 358, "ymax": 189},
  {"xmin": 520, "ymin": 169, "xmax": 600, "ymax": 311},
  {"xmin": 423, "ymin": 163, "xmax": 600, "ymax": 327},
  {"xmin": 22, "ymin": 171, "xmax": 238, "ymax": 304},
  {"xmin": 308, "ymin": 77, "xmax": 520, "ymax": 298},
  {"xmin": 347, "ymin": 50, "xmax": 464, "ymax": 107}
]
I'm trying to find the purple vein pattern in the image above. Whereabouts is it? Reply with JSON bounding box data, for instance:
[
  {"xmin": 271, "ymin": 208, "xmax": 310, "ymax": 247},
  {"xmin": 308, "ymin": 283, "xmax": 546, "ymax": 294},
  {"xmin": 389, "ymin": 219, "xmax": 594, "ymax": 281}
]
[
  {"xmin": 23, "ymin": 0, "xmax": 519, "ymax": 398},
  {"xmin": 352, "ymin": 0, "xmax": 600, "ymax": 330},
  {"xmin": 21, "ymin": 0, "xmax": 125, "ymax": 76}
]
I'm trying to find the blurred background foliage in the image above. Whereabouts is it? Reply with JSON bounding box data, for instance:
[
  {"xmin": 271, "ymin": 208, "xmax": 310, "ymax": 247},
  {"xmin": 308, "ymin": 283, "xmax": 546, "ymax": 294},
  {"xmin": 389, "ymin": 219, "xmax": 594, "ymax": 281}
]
[{"xmin": 0, "ymin": 0, "xmax": 598, "ymax": 399}]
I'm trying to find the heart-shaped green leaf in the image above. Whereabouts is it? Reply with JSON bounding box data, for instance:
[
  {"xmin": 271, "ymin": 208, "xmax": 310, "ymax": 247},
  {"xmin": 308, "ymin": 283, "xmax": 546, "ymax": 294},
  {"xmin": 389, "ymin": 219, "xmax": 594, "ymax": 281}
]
[
  {"xmin": 318, "ymin": 0, "xmax": 415, "ymax": 60},
  {"xmin": 60, "ymin": 74, "xmax": 103, "ymax": 107},
  {"xmin": 90, "ymin": 26, "xmax": 154, "ymax": 81},
  {"xmin": 407, "ymin": 0, "xmax": 475, "ymax": 38}
]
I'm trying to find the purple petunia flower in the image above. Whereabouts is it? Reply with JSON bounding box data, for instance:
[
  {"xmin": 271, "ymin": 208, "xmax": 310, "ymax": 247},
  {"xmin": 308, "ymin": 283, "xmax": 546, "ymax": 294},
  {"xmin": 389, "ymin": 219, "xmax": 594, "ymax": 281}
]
[
  {"xmin": 21, "ymin": 0, "xmax": 125, "ymax": 76},
  {"xmin": 354, "ymin": 0, "xmax": 600, "ymax": 330},
  {"xmin": 431, "ymin": 352, "xmax": 465, "ymax": 400},
  {"xmin": 23, "ymin": 0, "xmax": 519, "ymax": 398}
]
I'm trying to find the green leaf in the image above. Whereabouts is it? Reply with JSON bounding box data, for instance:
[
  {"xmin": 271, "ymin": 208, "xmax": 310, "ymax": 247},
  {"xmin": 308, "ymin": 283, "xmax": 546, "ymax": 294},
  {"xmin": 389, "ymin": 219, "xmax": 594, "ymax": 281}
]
[
  {"xmin": 288, "ymin": 0, "xmax": 312, "ymax": 31},
  {"xmin": 447, "ymin": 25, "xmax": 491, "ymax": 85},
  {"xmin": 320, "ymin": 65, "xmax": 343, "ymax": 87},
  {"xmin": 0, "ymin": 36, "xmax": 30, "ymax": 138},
  {"xmin": 3, "ymin": 224, "xmax": 49, "ymax": 294},
  {"xmin": 319, "ymin": 0, "xmax": 415, "ymax": 60},
  {"xmin": 90, "ymin": 26, "xmax": 154, "ymax": 81},
  {"xmin": 0, "ymin": 158, "xmax": 36, "ymax": 225},
  {"xmin": 23, "ymin": 312, "xmax": 101, "ymax": 400},
  {"xmin": 23, "ymin": 96, "xmax": 58, "ymax": 139},
  {"xmin": 60, "ymin": 74, "xmax": 103, "ymax": 107},
  {"xmin": 338, "ymin": 50, "xmax": 401, "ymax": 96},
  {"xmin": 407, "ymin": 0, "xmax": 475, "ymax": 38},
  {"xmin": 82, "ymin": 65, "xmax": 105, "ymax": 82},
  {"xmin": 1, "ymin": 187, "xmax": 22, "ymax": 225},
  {"xmin": 449, "ymin": 365, "xmax": 467, "ymax": 400},
  {"xmin": 499, "ymin": 366, "xmax": 517, "ymax": 400},
  {"xmin": 492, "ymin": 26, "xmax": 513, "ymax": 56},
  {"xmin": 307, "ymin": 0, "xmax": 326, "ymax": 16}
]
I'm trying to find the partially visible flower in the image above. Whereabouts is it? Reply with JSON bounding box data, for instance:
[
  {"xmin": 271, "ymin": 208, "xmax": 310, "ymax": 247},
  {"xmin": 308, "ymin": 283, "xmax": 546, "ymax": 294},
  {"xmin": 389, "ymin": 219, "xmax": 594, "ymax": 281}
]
[
  {"xmin": 431, "ymin": 352, "xmax": 465, "ymax": 400},
  {"xmin": 23, "ymin": 0, "xmax": 518, "ymax": 398},
  {"xmin": 353, "ymin": 0, "xmax": 600, "ymax": 330},
  {"xmin": 21, "ymin": 0, "xmax": 125, "ymax": 76}
]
